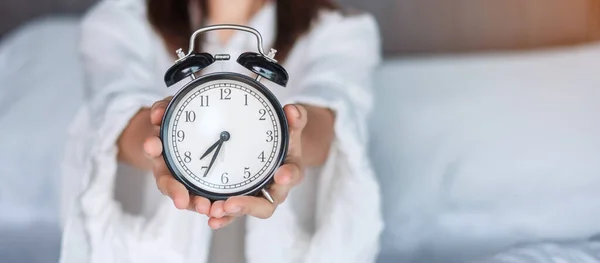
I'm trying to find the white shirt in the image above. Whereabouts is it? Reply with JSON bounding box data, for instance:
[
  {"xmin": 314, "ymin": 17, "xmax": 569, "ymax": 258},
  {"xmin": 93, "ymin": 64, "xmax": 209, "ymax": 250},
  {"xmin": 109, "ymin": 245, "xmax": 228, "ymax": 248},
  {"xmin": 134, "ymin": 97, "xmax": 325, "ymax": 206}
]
[{"xmin": 59, "ymin": 0, "xmax": 384, "ymax": 262}]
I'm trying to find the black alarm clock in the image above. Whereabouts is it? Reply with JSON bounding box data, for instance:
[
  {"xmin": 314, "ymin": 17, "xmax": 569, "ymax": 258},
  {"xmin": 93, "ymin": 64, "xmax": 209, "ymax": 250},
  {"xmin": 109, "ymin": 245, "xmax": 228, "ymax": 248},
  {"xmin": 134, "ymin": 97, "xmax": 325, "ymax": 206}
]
[{"xmin": 160, "ymin": 24, "xmax": 289, "ymax": 203}]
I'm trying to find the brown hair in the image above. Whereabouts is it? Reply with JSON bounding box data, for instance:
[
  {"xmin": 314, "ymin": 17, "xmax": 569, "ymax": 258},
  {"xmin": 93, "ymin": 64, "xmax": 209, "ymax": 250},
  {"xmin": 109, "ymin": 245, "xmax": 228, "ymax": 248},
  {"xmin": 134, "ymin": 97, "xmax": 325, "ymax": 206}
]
[{"xmin": 147, "ymin": 0, "xmax": 336, "ymax": 62}]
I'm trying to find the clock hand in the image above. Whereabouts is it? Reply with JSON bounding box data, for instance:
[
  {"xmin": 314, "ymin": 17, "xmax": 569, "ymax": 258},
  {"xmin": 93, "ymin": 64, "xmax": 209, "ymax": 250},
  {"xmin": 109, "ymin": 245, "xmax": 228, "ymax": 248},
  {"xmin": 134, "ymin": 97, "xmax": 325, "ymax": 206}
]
[
  {"xmin": 203, "ymin": 131, "xmax": 231, "ymax": 177},
  {"xmin": 200, "ymin": 139, "xmax": 221, "ymax": 160},
  {"xmin": 200, "ymin": 131, "xmax": 231, "ymax": 160},
  {"xmin": 203, "ymin": 141, "xmax": 222, "ymax": 177}
]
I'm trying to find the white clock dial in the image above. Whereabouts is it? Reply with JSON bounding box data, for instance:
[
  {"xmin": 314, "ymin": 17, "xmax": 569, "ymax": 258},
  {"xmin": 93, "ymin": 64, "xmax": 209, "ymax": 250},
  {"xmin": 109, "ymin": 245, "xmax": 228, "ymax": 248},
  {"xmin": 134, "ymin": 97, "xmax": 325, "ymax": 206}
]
[{"xmin": 164, "ymin": 76, "xmax": 284, "ymax": 195}]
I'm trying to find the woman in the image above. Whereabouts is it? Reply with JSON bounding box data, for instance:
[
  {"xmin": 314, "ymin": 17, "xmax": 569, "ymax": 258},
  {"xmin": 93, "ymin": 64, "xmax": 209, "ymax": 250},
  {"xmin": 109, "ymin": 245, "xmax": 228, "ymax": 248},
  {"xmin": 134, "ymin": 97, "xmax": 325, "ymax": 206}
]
[{"xmin": 60, "ymin": 0, "xmax": 383, "ymax": 262}]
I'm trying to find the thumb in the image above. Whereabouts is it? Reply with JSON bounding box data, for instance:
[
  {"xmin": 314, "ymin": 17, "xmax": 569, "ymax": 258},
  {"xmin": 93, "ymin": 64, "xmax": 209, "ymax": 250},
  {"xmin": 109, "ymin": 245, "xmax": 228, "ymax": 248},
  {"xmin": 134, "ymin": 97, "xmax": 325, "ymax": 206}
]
[
  {"xmin": 150, "ymin": 96, "xmax": 173, "ymax": 126},
  {"xmin": 283, "ymin": 104, "xmax": 307, "ymax": 166},
  {"xmin": 284, "ymin": 104, "xmax": 308, "ymax": 133}
]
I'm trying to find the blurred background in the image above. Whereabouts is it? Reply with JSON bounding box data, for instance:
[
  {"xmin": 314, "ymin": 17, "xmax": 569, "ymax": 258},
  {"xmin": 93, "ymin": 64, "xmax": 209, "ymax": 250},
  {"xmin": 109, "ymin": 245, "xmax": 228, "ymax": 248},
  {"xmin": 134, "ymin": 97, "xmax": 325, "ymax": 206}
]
[
  {"xmin": 1, "ymin": 0, "xmax": 600, "ymax": 263},
  {"xmin": 2, "ymin": 0, "xmax": 599, "ymax": 55}
]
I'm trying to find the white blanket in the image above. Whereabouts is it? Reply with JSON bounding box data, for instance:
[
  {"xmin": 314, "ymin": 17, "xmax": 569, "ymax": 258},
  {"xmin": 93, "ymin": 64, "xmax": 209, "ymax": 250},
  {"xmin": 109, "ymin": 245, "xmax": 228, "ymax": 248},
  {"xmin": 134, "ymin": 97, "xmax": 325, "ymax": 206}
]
[{"xmin": 59, "ymin": 1, "xmax": 383, "ymax": 263}]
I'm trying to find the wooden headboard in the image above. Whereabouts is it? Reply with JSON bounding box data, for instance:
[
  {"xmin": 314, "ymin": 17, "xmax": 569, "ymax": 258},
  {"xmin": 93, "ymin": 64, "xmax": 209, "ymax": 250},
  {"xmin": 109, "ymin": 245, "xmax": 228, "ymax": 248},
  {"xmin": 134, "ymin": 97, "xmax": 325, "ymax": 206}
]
[{"xmin": 343, "ymin": 0, "xmax": 600, "ymax": 56}]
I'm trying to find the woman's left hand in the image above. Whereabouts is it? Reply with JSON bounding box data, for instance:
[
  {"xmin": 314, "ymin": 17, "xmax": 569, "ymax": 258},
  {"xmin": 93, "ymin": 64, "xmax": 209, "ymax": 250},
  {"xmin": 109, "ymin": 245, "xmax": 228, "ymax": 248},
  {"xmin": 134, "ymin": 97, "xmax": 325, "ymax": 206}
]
[{"xmin": 206, "ymin": 104, "xmax": 308, "ymax": 229}]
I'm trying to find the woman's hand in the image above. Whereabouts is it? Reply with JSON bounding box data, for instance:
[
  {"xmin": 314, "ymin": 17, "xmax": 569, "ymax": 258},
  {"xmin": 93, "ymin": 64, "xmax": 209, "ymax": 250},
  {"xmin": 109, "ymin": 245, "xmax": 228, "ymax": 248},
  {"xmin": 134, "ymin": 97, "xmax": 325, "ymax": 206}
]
[{"xmin": 142, "ymin": 96, "xmax": 308, "ymax": 229}]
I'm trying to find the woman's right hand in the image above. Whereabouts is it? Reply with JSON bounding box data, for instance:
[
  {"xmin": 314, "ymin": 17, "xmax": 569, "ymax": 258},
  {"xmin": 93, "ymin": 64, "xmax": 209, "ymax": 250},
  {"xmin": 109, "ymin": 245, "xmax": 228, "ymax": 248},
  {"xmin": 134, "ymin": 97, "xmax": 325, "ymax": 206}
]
[{"xmin": 142, "ymin": 97, "xmax": 213, "ymax": 215}]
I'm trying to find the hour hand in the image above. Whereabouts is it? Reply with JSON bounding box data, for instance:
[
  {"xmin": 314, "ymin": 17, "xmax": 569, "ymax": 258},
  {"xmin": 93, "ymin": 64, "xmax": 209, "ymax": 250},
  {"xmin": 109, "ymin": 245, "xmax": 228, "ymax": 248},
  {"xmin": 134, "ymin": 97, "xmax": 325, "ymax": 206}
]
[
  {"xmin": 200, "ymin": 131, "xmax": 231, "ymax": 160},
  {"xmin": 200, "ymin": 140, "xmax": 220, "ymax": 160}
]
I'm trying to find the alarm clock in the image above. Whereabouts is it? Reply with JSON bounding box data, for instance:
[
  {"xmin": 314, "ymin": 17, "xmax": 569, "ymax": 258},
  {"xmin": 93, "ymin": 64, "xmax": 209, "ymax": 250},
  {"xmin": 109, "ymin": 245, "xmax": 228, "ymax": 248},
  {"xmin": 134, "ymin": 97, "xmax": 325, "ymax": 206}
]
[{"xmin": 160, "ymin": 24, "xmax": 289, "ymax": 203}]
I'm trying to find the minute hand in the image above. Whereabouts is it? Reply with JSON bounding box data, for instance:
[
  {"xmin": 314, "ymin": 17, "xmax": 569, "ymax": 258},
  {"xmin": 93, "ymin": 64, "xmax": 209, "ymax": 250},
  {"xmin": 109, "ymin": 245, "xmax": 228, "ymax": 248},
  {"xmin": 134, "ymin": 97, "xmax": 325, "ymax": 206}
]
[{"xmin": 203, "ymin": 141, "xmax": 222, "ymax": 177}]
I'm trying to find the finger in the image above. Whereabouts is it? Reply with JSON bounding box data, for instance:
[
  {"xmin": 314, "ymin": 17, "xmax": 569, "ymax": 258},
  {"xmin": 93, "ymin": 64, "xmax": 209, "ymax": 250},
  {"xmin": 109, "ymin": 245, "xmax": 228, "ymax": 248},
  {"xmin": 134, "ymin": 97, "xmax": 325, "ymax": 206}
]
[
  {"xmin": 281, "ymin": 104, "xmax": 307, "ymax": 188},
  {"xmin": 267, "ymin": 163, "xmax": 301, "ymax": 204},
  {"xmin": 190, "ymin": 195, "xmax": 211, "ymax": 215},
  {"xmin": 143, "ymin": 136, "xmax": 163, "ymax": 158},
  {"xmin": 284, "ymin": 104, "xmax": 308, "ymax": 132},
  {"xmin": 150, "ymin": 96, "xmax": 172, "ymax": 126},
  {"xmin": 208, "ymin": 216, "xmax": 237, "ymax": 230},
  {"xmin": 283, "ymin": 104, "xmax": 307, "ymax": 167},
  {"xmin": 274, "ymin": 162, "xmax": 302, "ymax": 187},
  {"xmin": 209, "ymin": 200, "xmax": 226, "ymax": 218},
  {"xmin": 223, "ymin": 198, "xmax": 245, "ymax": 215},
  {"xmin": 223, "ymin": 196, "xmax": 275, "ymax": 219},
  {"xmin": 155, "ymin": 172, "xmax": 190, "ymax": 210},
  {"xmin": 186, "ymin": 195, "xmax": 197, "ymax": 212}
]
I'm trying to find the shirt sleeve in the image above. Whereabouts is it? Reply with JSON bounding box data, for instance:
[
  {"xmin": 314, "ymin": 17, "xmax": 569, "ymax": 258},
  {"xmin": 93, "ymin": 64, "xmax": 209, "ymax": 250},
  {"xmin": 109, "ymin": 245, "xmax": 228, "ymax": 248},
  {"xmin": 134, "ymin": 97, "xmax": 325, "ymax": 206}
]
[
  {"xmin": 284, "ymin": 12, "xmax": 385, "ymax": 263},
  {"xmin": 59, "ymin": 1, "xmax": 211, "ymax": 262},
  {"xmin": 80, "ymin": 0, "xmax": 165, "ymax": 125},
  {"xmin": 283, "ymin": 11, "xmax": 380, "ymax": 149}
]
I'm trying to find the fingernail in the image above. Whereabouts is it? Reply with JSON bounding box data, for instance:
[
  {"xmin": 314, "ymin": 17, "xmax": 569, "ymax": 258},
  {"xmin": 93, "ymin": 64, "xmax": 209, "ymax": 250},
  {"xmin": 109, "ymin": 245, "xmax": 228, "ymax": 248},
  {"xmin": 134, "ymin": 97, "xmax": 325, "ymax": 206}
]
[{"xmin": 214, "ymin": 224, "xmax": 222, "ymax": 230}]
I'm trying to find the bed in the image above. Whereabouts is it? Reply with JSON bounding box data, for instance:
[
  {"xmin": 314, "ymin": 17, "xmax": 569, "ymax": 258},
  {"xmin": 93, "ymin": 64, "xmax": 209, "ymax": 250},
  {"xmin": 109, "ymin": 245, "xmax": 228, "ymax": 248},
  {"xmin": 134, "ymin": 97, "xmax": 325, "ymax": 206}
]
[{"xmin": 1, "ymin": 1, "xmax": 600, "ymax": 263}]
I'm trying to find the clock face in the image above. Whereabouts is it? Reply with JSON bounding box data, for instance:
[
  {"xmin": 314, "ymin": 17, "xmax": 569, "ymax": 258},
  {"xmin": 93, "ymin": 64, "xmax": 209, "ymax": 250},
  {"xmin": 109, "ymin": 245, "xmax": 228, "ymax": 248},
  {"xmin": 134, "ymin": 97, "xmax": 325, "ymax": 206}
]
[{"xmin": 162, "ymin": 73, "xmax": 287, "ymax": 198}]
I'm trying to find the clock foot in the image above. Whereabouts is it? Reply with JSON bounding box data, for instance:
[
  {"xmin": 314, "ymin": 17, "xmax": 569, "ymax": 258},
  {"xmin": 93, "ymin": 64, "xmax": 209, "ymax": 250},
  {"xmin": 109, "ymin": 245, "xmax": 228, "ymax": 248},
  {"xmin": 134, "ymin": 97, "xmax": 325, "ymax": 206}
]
[{"xmin": 261, "ymin": 188, "xmax": 274, "ymax": 204}]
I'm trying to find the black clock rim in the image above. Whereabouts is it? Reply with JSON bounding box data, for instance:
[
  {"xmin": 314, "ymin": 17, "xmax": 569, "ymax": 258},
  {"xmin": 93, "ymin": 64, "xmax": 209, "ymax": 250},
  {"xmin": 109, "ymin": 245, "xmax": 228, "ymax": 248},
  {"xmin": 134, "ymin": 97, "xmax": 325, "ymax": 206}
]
[{"xmin": 160, "ymin": 72, "xmax": 289, "ymax": 202}]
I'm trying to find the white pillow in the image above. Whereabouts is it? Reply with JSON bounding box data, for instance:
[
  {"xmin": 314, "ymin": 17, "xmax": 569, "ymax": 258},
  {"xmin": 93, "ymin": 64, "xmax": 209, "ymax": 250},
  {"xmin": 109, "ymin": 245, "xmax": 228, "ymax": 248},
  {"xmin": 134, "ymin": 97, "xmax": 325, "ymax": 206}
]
[{"xmin": 370, "ymin": 44, "xmax": 600, "ymax": 263}]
